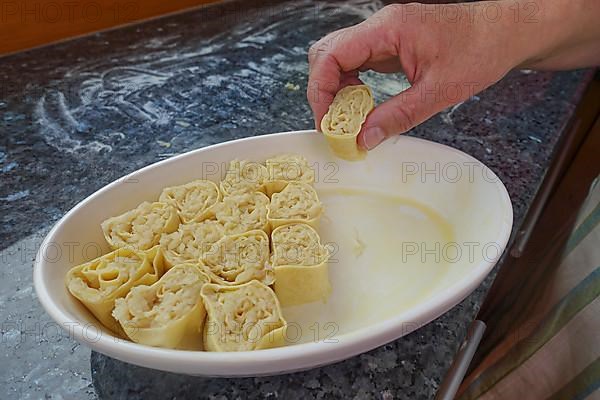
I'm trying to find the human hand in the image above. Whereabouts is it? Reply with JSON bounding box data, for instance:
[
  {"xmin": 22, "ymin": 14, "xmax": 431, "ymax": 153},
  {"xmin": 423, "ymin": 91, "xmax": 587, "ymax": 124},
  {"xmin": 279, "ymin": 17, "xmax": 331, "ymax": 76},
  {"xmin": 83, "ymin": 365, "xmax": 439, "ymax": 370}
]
[{"xmin": 307, "ymin": 0, "xmax": 600, "ymax": 150}]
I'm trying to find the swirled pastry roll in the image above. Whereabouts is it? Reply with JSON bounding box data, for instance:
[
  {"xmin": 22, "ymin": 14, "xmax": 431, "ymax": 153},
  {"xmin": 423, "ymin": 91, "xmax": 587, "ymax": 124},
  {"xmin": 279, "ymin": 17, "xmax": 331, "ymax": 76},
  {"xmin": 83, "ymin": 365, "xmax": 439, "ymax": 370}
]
[
  {"xmin": 112, "ymin": 264, "xmax": 210, "ymax": 350},
  {"xmin": 159, "ymin": 180, "xmax": 221, "ymax": 223},
  {"xmin": 201, "ymin": 230, "xmax": 273, "ymax": 285},
  {"xmin": 220, "ymin": 160, "xmax": 268, "ymax": 196},
  {"xmin": 159, "ymin": 219, "xmax": 225, "ymax": 269},
  {"xmin": 215, "ymin": 192, "xmax": 270, "ymax": 235},
  {"xmin": 321, "ymin": 85, "xmax": 374, "ymax": 161},
  {"xmin": 265, "ymin": 154, "xmax": 315, "ymax": 196},
  {"xmin": 101, "ymin": 201, "xmax": 180, "ymax": 251},
  {"xmin": 271, "ymin": 223, "xmax": 331, "ymax": 306},
  {"xmin": 66, "ymin": 246, "xmax": 164, "ymax": 334},
  {"xmin": 268, "ymin": 182, "xmax": 323, "ymax": 229},
  {"xmin": 201, "ymin": 281, "xmax": 287, "ymax": 351}
]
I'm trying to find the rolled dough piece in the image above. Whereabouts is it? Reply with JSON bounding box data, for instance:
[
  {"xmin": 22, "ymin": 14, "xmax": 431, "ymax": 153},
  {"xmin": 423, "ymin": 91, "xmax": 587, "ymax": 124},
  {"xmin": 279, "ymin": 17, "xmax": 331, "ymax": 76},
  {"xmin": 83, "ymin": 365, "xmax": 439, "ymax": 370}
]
[
  {"xmin": 159, "ymin": 180, "xmax": 221, "ymax": 223},
  {"xmin": 220, "ymin": 159, "xmax": 268, "ymax": 196},
  {"xmin": 113, "ymin": 263, "xmax": 210, "ymax": 350},
  {"xmin": 101, "ymin": 201, "xmax": 180, "ymax": 251},
  {"xmin": 265, "ymin": 154, "xmax": 315, "ymax": 196},
  {"xmin": 271, "ymin": 223, "xmax": 331, "ymax": 306},
  {"xmin": 66, "ymin": 246, "xmax": 164, "ymax": 335},
  {"xmin": 201, "ymin": 280, "xmax": 287, "ymax": 351},
  {"xmin": 159, "ymin": 219, "xmax": 224, "ymax": 269},
  {"xmin": 201, "ymin": 229, "xmax": 273, "ymax": 286},
  {"xmin": 215, "ymin": 192, "xmax": 270, "ymax": 235},
  {"xmin": 320, "ymin": 84, "xmax": 374, "ymax": 161},
  {"xmin": 268, "ymin": 182, "xmax": 323, "ymax": 230}
]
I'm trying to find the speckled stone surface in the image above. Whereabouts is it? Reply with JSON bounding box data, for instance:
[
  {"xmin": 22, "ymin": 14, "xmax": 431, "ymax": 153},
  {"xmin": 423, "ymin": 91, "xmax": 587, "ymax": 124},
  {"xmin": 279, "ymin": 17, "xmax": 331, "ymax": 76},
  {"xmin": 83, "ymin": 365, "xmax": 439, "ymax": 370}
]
[
  {"xmin": 0, "ymin": 0, "xmax": 593, "ymax": 398},
  {"xmin": 1, "ymin": 230, "xmax": 95, "ymax": 399}
]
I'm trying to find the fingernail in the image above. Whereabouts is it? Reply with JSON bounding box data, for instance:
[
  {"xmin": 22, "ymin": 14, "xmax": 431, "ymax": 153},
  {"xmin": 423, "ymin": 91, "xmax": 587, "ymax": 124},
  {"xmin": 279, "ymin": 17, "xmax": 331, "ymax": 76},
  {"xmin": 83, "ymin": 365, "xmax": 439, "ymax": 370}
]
[{"xmin": 362, "ymin": 127, "xmax": 386, "ymax": 150}]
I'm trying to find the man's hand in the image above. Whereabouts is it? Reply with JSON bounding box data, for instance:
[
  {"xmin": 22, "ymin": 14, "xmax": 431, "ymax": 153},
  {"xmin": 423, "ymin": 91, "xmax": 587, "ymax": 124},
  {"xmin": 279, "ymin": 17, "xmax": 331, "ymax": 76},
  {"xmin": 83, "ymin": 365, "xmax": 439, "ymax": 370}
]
[{"xmin": 307, "ymin": 0, "xmax": 600, "ymax": 150}]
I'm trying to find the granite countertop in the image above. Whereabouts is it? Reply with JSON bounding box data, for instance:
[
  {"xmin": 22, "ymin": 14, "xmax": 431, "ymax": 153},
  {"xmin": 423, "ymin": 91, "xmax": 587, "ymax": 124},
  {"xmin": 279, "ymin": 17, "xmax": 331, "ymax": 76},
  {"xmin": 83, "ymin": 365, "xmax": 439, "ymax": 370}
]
[{"xmin": 0, "ymin": 0, "xmax": 593, "ymax": 398}]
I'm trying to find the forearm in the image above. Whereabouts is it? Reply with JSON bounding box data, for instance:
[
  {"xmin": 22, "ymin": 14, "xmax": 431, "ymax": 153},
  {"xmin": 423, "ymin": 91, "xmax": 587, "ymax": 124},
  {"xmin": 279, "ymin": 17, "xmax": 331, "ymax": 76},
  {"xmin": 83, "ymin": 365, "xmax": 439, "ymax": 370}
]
[
  {"xmin": 505, "ymin": 0, "xmax": 600, "ymax": 70},
  {"xmin": 307, "ymin": 0, "xmax": 598, "ymax": 149}
]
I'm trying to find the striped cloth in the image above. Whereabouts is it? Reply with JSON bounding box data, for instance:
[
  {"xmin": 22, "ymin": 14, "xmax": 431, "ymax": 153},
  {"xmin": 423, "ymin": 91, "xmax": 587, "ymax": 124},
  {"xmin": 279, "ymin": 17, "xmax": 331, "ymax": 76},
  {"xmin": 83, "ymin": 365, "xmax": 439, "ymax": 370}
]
[{"xmin": 458, "ymin": 178, "xmax": 600, "ymax": 400}]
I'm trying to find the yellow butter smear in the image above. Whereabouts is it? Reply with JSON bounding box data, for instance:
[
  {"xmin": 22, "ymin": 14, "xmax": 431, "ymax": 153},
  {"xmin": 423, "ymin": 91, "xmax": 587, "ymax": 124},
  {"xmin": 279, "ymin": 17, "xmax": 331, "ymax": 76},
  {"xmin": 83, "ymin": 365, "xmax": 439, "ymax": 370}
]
[
  {"xmin": 280, "ymin": 187, "xmax": 456, "ymax": 343},
  {"xmin": 321, "ymin": 187, "xmax": 454, "ymax": 245}
]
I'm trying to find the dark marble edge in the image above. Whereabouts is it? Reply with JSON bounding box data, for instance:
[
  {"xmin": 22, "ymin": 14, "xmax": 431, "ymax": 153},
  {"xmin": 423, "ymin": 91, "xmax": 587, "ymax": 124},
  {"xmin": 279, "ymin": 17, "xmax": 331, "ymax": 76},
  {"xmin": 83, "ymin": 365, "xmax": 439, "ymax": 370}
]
[{"xmin": 0, "ymin": 0, "xmax": 310, "ymax": 67}]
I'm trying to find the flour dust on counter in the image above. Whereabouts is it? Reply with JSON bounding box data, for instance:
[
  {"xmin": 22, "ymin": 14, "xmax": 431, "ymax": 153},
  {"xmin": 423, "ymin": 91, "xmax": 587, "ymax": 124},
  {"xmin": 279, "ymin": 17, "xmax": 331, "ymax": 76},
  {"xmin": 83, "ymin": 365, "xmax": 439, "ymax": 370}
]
[
  {"xmin": 0, "ymin": 231, "xmax": 96, "ymax": 400},
  {"xmin": 32, "ymin": 0, "xmax": 384, "ymax": 158},
  {"xmin": 1, "ymin": 0, "xmax": 399, "ymax": 249}
]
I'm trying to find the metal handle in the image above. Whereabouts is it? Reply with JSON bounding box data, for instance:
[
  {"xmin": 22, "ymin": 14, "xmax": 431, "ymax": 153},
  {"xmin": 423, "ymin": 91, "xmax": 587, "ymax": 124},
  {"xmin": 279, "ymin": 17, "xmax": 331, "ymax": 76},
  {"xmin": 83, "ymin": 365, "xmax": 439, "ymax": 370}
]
[
  {"xmin": 434, "ymin": 320, "xmax": 486, "ymax": 400},
  {"xmin": 511, "ymin": 118, "xmax": 582, "ymax": 257}
]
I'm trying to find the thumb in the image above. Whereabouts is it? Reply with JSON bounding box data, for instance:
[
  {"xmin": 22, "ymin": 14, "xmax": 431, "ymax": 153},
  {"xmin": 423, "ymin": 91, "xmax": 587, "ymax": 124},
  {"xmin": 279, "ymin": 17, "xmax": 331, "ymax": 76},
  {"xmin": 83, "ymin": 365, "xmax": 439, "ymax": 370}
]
[{"xmin": 358, "ymin": 81, "xmax": 443, "ymax": 150}]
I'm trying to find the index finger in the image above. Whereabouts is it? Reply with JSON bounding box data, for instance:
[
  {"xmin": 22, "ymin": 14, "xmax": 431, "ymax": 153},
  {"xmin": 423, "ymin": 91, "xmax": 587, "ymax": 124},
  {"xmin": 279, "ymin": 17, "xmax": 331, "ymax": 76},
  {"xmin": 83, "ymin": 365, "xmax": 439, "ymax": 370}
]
[{"xmin": 306, "ymin": 25, "xmax": 375, "ymax": 130}]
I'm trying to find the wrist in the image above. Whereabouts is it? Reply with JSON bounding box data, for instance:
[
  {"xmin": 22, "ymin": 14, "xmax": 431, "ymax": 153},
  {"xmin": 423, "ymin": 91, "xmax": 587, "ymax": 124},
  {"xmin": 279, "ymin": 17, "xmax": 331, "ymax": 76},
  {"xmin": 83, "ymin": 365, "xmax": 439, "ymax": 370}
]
[{"xmin": 498, "ymin": 0, "xmax": 584, "ymax": 69}]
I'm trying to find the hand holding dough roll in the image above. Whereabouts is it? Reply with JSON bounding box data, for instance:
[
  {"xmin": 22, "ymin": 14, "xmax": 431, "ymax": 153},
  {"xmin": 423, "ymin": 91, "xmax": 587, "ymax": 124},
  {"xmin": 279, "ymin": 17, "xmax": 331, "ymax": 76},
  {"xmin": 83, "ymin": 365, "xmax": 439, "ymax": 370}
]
[
  {"xmin": 220, "ymin": 160, "xmax": 268, "ymax": 196},
  {"xmin": 268, "ymin": 182, "xmax": 323, "ymax": 229},
  {"xmin": 101, "ymin": 201, "xmax": 180, "ymax": 251},
  {"xmin": 201, "ymin": 230, "xmax": 273, "ymax": 285},
  {"xmin": 159, "ymin": 219, "xmax": 224, "ymax": 269},
  {"xmin": 265, "ymin": 154, "xmax": 315, "ymax": 196},
  {"xmin": 66, "ymin": 246, "xmax": 164, "ymax": 334},
  {"xmin": 271, "ymin": 223, "xmax": 331, "ymax": 306},
  {"xmin": 321, "ymin": 85, "xmax": 374, "ymax": 161},
  {"xmin": 159, "ymin": 180, "xmax": 221, "ymax": 223},
  {"xmin": 215, "ymin": 192, "xmax": 270, "ymax": 235},
  {"xmin": 113, "ymin": 264, "xmax": 210, "ymax": 350},
  {"xmin": 201, "ymin": 281, "xmax": 287, "ymax": 351}
]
